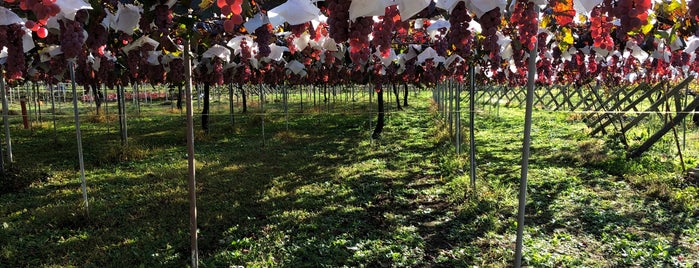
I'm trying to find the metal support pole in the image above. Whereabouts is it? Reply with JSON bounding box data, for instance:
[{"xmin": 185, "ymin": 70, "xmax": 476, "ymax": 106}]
[
  {"xmin": 469, "ymin": 65, "xmax": 476, "ymax": 190},
  {"xmin": 515, "ymin": 9, "xmax": 539, "ymax": 266},
  {"xmin": 1, "ymin": 66, "xmax": 13, "ymax": 163},
  {"xmin": 68, "ymin": 61, "xmax": 89, "ymax": 215},
  {"xmin": 184, "ymin": 39, "xmax": 199, "ymax": 268}
]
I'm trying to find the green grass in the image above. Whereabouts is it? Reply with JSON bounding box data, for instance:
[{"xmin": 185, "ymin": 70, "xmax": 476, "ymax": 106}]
[{"xmin": 0, "ymin": 87, "xmax": 698, "ymax": 267}]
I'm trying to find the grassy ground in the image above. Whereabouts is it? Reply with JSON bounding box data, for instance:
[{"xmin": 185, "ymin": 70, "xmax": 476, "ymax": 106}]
[{"xmin": 0, "ymin": 88, "xmax": 698, "ymax": 267}]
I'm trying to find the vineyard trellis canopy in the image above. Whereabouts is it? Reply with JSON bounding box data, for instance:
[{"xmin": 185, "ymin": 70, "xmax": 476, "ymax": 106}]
[
  {"xmin": 2, "ymin": 0, "xmax": 699, "ymax": 267},
  {"xmin": 0, "ymin": 0, "xmax": 697, "ymax": 88}
]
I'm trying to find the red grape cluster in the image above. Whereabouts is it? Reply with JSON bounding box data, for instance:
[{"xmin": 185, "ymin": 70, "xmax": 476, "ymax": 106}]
[
  {"xmin": 255, "ymin": 24, "xmax": 274, "ymax": 58},
  {"xmin": 147, "ymin": 56, "xmax": 166, "ymax": 85},
  {"xmin": 46, "ymin": 54, "xmax": 66, "ymax": 82},
  {"xmin": 125, "ymin": 43, "xmax": 155, "ymax": 80},
  {"xmin": 86, "ymin": 23, "xmax": 108, "ymax": 52},
  {"xmin": 217, "ymin": 0, "xmax": 244, "ymax": 33},
  {"xmin": 612, "ymin": 0, "xmax": 651, "ymax": 39},
  {"xmin": 372, "ymin": 5, "xmax": 398, "ymax": 58},
  {"xmin": 139, "ymin": 14, "xmax": 153, "ymax": 34},
  {"xmin": 98, "ymin": 55, "xmax": 116, "ymax": 87},
  {"xmin": 11, "ymin": 0, "xmax": 60, "ymax": 38},
  {"xmin": 511, "ymin": 0, "xmax": 538, "ymax": 51},
  {"xmin": 348, "ymin": 16, "xmax": 373, "ymax": 64},
  {"xmin": 211, "ymin": 57, "xmax": 224, "ymax": 85},
  {"xmin": 536, "ymin": 53, "xmax": 552, "ymax": 85},
  {"xmin": 153, "ymin": 5, "xmax": 173, "ymax": 35},
  {"xmin": 166, "ymin": 58, "xmax": 185, "ymax": 84},
  {"xmin": 393, "ymin": 11, "xmax": 410, "ymax": 42},
  {"xmin": 286, "ymin": 23, "xmax": 308, "ymax": 54},
  {"xmin": 0, "ymin": 24, "xmax": 26, "ymax": 82},
  {"xmin": 154, "ymin": 4, "xmax": 173, "ymax": 36},
  {"xmin": 478, "ymin": 7, "xmax": 501, "ymax": 69},
  {"xmin": 433, "ymin": 29, "xmax": 449, "ymax": 56},
  {"xmin": 446, "ymin": 1, "xmax": 473, "ymax": 57},
  {"xmin": 326, "ymin": 0, "xmax": 351, "ymax": 43},
  {"xmin": 690, "ymin": 0, "xmax": 699, "ymax": 20},
  {"xmin": 240, "ymin": 38, "xmax": 252, "ymax": 61},
  {"xmin": 126, "ymin": 49, "xmax": 141, "ymax": 79},
  {"xmin": 590, "ymin": 7, "xmax": 614, "ymax": 50},
  {"xmin": 421, "ymin": 59, "xmax": 439, "ymax": 85},
  {"xmin": 59, "ymin": 19, "xmax": 85, "ymax": 59}
]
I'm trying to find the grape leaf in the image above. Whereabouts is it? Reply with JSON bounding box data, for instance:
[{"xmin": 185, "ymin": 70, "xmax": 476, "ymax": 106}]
[
  {"xmin": 199, "ymin": 0, "xmax": 214, "ymax": 10},
  {"xmin": 551, "ymin": 0, "xmax": 575, "ymax": 27}
]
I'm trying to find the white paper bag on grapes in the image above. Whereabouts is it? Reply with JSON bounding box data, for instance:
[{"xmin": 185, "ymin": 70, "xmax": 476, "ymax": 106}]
[
  {"xmin": 427, "ymin": 19, "xmax": 451, "ymax": 41},
  {"xmin": 202, "ymin": 44, "xmax": 232, "ymax": 63},
  {"xmin": 417, "ymin": 47, "xmax": 445, "ymax": 64},
  {"xmin": 497, "ymin": 32, "xmax": 513, "ymax": 60},
  {"xmin": 286, "ymin": 60, "xmax": 306, "ymax": 75},
  {"xmin": 467, "ymin": 0, "xmax": 507, "ymax": 18},
  {"xmin": 265, "ymin": 44, "xmax": 289, "ymax": 62},
  {"xmin": 269, "ymin": 0, "xmax": 321, "ymax": 26},
  {"xmin": 398, "ymin": 0, "xmax": 432, "ymax": 21},
  {"xmin": 226, "ymin": 35, "xmax": 255, "ymax": 56},
  {"xmin": 624, "ymin": 40, "xmax": 649, "ymax": 62},
  {"xmin": 22, "ymin": 27, "xmax": 35, "ymax": 53},
  {"xmin": 245, "ymin": 13, "xmax": 269, "ymax": 33},
  {"xmin": 123, "ymin": 36, "xmax": 159, "ymax": 54},
  {"xmin": 573, "ymin": 0, "xmax": 604, "ymax": 15},
  {"xmin": 0, "ymin": 48, "xmax": 8, "ymax": 64},
  {"xmin": 349, "ymin": 0, "xmax": 393, "ymax": 21},
  {"xmin": 374, "ymin": 48, "xmax": 397, "ymax": 66},
  {"xmin": 684, "ymin": 36, "xmax": 699, "ymax": 55},
  {"xmin": 55, "ymin": 0, "xmax": 93, "ymax": 21},
  {"xmin": 435, "ymin": 0, "xmax": 461, "ymax": 13},
  {"xmin": 39, "ymin": 46, "xmax": 62, "ymax": 62},
  {"xmin": 114, "ymin": 3, "xmax": 142, "ymax": 35},
  {"xmin": 0, "ymin": 7, "xmax": 23, "ymax": 26}
]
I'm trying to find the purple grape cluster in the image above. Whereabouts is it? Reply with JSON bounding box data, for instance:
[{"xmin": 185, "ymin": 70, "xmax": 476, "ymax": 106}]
[
  {"xmin": 255, "ymin": 24, "xmax": 273, "ymax": 58},
  {"xmin": 348, "ymin": 16, "xmax": 373, "ymax": 64},
  {"xmin": 86, "ymin": 24, "xmax": 108, "ymax": 51},
  {"xmin": 211, "ymin": 57, "xmax": 224, "ymax": 85},
  {"xmin": 371, "ymin": 5, "xmax": 397, "ymax": 58},
  {"xmin": 326, "ymin": 0, "xmax": 351, "ymax": 43},
  {"xmin": 59, "ymin": 19, "xmax": 85, "ymax": 59},
  {"xmin": 154, "ymin": 4, "xmax": 173, "ymax": 36},
  {"xmin": 446, "ymin": 1, "xmax": 473, "ymax": 58},
  {"xmin": 1, "ymin": 24, "xmax": 26, "ymax": 82},
  {"xmin": 511, "ymin": 0, "xmax": 537, "ymax": 51},
  {"xmin": 478, "ymin": 7, "xmax": 501, "ymax": 69},
  {"xmin": 167, "ymin": 58, "xmax": 185, "ymax": 84}
]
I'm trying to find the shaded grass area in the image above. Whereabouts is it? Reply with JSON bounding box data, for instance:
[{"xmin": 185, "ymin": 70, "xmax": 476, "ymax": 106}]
[{"xmin": 0, "ymin": 90, "xmax": 698, "ymax": 267}]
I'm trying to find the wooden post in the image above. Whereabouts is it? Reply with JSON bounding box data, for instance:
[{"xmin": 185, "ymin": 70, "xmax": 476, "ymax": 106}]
[{"xmin": 629, "ymin": 94, "xmax": 699, "ymax": 158}]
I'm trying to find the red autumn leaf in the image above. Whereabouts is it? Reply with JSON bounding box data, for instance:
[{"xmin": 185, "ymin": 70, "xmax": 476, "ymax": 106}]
[{"xmin": 552, "ymin": 0, "xmax": 576, "ymax": 27}]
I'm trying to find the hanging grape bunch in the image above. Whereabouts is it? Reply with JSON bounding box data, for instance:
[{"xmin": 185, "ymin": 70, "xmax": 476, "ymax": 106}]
[
  {"xmin": 511, "ymin": 0, "xmax": 538, "ymax": 52},
  {"xmin": 326, "ymin": 0, "xmax": 351, "ymax": 43},
  {"xmin": 0, "ymin": 24, "xmax": 26, "ymax": 82},
  {"xmin": 446, "ymin": 1, "xmax": 473, "ymax": 58},
  {"xmin": 612, "ymin": 0, "xmax": 651, "ymax": 39},
  {"xmin": 59, "ymin": 19, "xmax": 86, "ymax": 60},
  {"xmin": 218, "ymin": 0, "xmax": 244, "ymax": 33},
  {"xmin": 348, "ymin": 16, "xmax": 373, "ymax": 65}
]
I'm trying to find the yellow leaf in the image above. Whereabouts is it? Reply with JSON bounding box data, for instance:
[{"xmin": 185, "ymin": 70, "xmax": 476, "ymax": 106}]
[
  {"xmin": 562, "ymin": 27, "xmax": 574, "ymax": 45},
  {"xmin": 540, "ymin": 16, "xmax": 550, "ymax": 28},
  {"xmin": 199, "ymin": 0, "xmax": 213, "ymax": 10},
  {"xmin": 641, "ymin": 21, "xmax": 654, "ymax": 35}
]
